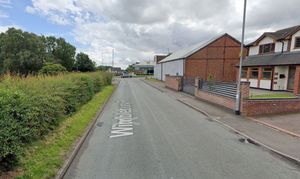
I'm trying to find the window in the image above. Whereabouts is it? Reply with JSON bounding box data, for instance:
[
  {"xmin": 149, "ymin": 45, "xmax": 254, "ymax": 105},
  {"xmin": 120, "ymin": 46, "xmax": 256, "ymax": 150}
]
[
  {"xmin": 250, "ymin": 68, "xmax": 259, "ymax": 79},
  {"xmin": 259, "ymin": 43, "xmax": 275, "ymax": 54},
  {"xmin": 295, "ymin": 37, "xmax": 300, "ymax": 48},
  {"xmin": 262, "ymin": 67, "xmax": 272, "ymax": 80},
  {"xmin": 241, "ymin": 68, "xmax": 248, "ymax": 78}
]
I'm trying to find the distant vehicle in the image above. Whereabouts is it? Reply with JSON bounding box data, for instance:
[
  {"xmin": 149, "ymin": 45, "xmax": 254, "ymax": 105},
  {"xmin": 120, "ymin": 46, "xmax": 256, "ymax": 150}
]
[{"xmin": 121, "ymin": 72, "xmax": 132, "ymax": 78}]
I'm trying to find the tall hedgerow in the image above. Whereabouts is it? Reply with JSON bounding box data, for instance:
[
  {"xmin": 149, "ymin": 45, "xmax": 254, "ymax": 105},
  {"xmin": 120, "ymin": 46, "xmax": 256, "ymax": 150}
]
[{"xmin": 0, "ymin": 72, "xmax": 112, "ymax": 171}]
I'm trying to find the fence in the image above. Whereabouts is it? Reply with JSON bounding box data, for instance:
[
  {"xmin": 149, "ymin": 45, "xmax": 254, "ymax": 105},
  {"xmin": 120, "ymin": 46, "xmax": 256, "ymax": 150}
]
[
  {"xmin": 195, "ymin": 79, "xmax": 300, "ymax": 116},
  {"xmin": 198, "ymin": 80, "xmax": 237, "ymax": 99}
]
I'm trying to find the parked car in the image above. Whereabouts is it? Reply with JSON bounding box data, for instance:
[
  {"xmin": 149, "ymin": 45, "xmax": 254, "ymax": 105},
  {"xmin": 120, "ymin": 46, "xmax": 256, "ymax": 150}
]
[{"xmin": 121, "ymin": 72, "xmax": 132, "ymax": 78}]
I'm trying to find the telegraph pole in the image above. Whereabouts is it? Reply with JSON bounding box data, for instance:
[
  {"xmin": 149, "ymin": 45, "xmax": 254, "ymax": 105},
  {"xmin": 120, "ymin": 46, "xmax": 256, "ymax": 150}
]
[
  {"xmin": 235, "ymin": 0, "xmax": 247, "ymax": 115},
  {"xmin": 112, "ymin": 48, "xmax": 114, "ymax": 67},
  {"xmin": 101, "ymin": 52, "xmax": 104, "ymax": 66}
]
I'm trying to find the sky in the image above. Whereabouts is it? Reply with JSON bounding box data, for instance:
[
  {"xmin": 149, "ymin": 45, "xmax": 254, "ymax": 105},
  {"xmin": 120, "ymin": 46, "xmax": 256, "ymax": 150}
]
[{"xmin": 1, "ymin": 0, "xmax": 300, "ymax": 69}]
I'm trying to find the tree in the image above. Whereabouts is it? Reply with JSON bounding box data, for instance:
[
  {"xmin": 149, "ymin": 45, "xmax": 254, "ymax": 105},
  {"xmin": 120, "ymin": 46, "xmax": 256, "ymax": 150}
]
[
  {"xmin": 42, "ymin": 36, "xmax": 76, "ymax": 71},
  {"xmin": 126, "ymin": 64, "xmax": 135, "ymax": 72},
  {"xmin": 0, "ymin": 28, "xmax": 46, "ymax": 76},
  {"xmin": 39, "ymin": 63, "xmax": 67, "ymax": 75},
  {"xmin": 96, "ymin": 65, "xmax": 112, "ymax": 71},
  {"xmin": 74, "ymin": 52, "xmax": 96, "ymax": 72}
]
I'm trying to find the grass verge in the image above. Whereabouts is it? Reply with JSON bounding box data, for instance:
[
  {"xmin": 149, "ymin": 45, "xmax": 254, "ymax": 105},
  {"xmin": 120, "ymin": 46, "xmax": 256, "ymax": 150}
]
[
  {"xmin": 250, "ymin": 93, "xmax": 296, "ymax": 99},
  {"xmin": 15, "ymin": 85, "xmax": 115, "ymax": 179},
  {"xmin": 145, "ymin": 77, "xmax": 160, "ymax": 82}
]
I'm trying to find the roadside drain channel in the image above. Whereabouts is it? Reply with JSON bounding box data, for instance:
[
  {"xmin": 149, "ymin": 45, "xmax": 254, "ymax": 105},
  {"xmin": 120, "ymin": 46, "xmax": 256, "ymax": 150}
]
[{"xmin": 239, "ymin": 138, "xmax": 261, "ymax": 146}]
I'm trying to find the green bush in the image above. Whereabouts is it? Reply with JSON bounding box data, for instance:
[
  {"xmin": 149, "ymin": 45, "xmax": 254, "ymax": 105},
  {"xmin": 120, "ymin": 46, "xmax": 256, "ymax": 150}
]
[
  {"xmin": 39, "ymin": 63, "xmax": 67, "ymax": 76},
  {"xmin": 0, "ymin": 72, "xmax": 112, "ymax": 171}
]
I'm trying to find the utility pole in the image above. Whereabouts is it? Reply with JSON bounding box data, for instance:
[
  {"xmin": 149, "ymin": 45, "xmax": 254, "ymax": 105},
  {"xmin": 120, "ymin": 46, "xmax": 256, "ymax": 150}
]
[
  {"xmin": 112, "ymin": 48, "xmax": 114, "ymax": 67},
  {"xmin": 101, "ymin": 52, "xmax": 104, "ymax": 66},
  {"xmin": 235, "ymin": 0, "xmax": 247, "ymax": 115}
]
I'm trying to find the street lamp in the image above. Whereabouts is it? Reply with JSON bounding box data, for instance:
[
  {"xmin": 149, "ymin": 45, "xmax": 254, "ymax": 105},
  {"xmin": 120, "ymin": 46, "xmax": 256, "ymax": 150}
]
[{"xmin": 235, "ymin": 0, "xmax": 247, "ymax": 115}]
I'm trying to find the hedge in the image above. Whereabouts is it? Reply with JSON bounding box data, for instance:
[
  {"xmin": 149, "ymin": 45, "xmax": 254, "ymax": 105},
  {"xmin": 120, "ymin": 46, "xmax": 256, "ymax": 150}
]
[{"xmin": 0, "ymin": 72, "xmax": 112, "ymax": 171}]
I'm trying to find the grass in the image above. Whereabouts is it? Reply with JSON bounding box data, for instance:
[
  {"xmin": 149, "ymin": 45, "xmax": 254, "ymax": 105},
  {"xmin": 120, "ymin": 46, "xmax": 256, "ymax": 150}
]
[
  {"xmin": 133, "ymin": 74, "xmax": 154, "ymax": 78},
  {"xmin": 249, "ymin": 93, "xmax": 297, "ymax": 99},
  {"xmin": 15, "ymin": 85, "xmax": 115, "ymax": 179},
  {"xmin": 145, "ymin": 77, "xmax": 160, "ymax": 82}
]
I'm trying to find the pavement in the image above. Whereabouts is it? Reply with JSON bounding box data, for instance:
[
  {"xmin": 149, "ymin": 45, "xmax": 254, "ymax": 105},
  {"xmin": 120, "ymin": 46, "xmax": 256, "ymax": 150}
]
[
  {"xmin": 63, "ymin": 78, "xmax": 300, "ymax": 179},
  {"xmin": 255, "ymin": 114, "xmax": 300, "ymax": 137},
  {"xmin": 145, "ymin": 79, "xmax": 300, "ymax": 161}
]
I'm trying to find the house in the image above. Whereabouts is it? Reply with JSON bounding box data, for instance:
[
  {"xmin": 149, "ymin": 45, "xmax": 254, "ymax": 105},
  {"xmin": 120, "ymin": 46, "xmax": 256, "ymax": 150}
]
[
  {"xmin": 132, "ymin": 61, "xmax": 154, "ymax": 75},
  {"xmin": 108, "ymin": 67, "xmax": 122, "ymax": 75},
  {"xmin": 158, "ymin": 33, "xmax": 244, "ymax": 82},
  {"xmin": 154, "ymin": 54, "xmax": 169, "ymax": 80},
  {"xmin": 241, "ymin": 25, "xmax": 300, "ymax": 94}
]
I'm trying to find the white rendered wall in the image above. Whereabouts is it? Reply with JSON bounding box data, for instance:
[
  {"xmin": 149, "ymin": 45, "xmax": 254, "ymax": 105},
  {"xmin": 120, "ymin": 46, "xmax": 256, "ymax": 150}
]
[
  {"xmin": 248, "ymin": 37, "xmax": 288, "ymax": 55},
  {"xmin": 154, "ymin": 64, "xmax": 162, "ymax": 80},
  {"xmin": 260, "ymin": 80, "xmax": 271, "ymax": 89},
  {"xmin": 273, "ymin": 66, "xmax": 289, "ymax": 90},
  {"xmin": 161, "ymin": 59, "xmax": 184, "ymax": 81},
  {"xmin": 291, "ymin": 30, "xmax": 300, "ymax": 52},
  {"xmin": 249, "ymin": 79, "xmax": 258, "ymax": 88}
]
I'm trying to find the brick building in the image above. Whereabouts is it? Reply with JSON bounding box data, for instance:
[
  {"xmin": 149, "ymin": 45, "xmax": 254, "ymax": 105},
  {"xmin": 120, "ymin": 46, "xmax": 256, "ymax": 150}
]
[
  {"xmin": 158, "ymin": 33, "xmax": 244, "ymax": 82},
  {"xmin": 241, "ymin": 25, "xmax": 300, "ymax": 95}
]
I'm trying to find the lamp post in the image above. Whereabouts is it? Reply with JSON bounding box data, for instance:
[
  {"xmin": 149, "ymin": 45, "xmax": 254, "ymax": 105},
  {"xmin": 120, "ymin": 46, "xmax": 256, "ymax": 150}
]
[{"xmin": 235, "ymin": 0, "xmax": 247, "ymax": 115}]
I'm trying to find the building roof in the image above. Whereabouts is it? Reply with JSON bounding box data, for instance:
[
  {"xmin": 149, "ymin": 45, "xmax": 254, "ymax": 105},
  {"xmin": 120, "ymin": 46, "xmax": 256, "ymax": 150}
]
[
  {"xmin": 159, "ymin": 33, "xmax": 240, "ymax": 63},
  {"xmin": 110, "ymin": 67, "xmax": 121, "ymax": 70},
  {"xmin": 154, "ymin": 54, "xmax": 169, "ymax": 63},
  {"xmin": 248, "ymin": 25, "xmax": 300, "ymax": 46},
  {"xmin": 132, "ymin": 61, "xmax": 154, "ymax": 67},
  {"xmin": 242, "ymin": 51, "xmax": 300, "ymax": 67}
]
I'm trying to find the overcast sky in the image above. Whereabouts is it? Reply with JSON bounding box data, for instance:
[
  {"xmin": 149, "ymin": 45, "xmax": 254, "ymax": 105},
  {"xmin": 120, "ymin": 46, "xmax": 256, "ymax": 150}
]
[{"xmin": 1, "ymin": 0, "xmax": 300, "ymax": 69}]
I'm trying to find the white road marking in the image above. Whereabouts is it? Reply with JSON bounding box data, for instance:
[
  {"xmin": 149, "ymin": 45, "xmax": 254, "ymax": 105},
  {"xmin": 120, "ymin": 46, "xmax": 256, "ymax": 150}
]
[{"xmin": 110, "ymin": 101, "xmax": 137, "ymax": 138}]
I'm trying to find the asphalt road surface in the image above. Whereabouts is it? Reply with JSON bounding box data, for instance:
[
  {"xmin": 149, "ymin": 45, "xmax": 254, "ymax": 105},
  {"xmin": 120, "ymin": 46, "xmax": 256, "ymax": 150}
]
[{"xmin": 64, "ymin": 78, "xmax": 300, "ymax": 179}]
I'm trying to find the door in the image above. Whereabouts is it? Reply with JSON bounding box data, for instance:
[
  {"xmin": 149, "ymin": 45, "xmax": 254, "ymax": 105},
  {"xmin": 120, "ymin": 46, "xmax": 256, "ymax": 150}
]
[{"xmin": 287, "ymin": 66, "xmax": 296, "ymax": 90}]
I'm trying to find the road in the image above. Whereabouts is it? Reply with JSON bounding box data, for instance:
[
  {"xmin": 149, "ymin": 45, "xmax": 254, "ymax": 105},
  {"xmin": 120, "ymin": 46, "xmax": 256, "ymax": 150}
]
[{"xmin": 64, "ymin": 78, "xmax": 300, "ymax": 179}]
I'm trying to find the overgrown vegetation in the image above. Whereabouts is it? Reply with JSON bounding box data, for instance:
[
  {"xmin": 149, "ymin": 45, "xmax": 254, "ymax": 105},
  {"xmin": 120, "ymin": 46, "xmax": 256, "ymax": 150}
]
[
  {"xmin": 0, "ymin": 28, "xmax": 96, "ymax": 76},
  {"xmin": 39, "ymin": 63, "xmax": 67, "ymax": 75},
  {"xmin": 0, "ymin": 72, "xmax": 112, "ymax": 171},
  {"xmin": 16, "ymin": 85, "xmax": 114, "ymax": 179}
]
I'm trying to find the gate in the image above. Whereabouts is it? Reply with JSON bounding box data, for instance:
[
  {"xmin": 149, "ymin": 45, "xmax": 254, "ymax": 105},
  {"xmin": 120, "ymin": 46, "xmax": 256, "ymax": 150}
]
[{"xmin": 182, "ymin": 77, "xmax": 195, "ymax": 95}]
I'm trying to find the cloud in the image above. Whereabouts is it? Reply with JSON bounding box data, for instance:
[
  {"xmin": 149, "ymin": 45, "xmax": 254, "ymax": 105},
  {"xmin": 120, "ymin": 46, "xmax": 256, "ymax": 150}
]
[
  {"xmin": 0, "ymin": 10, "xmax": 8, "ymax": 18},
  {"xmin": 25, "ymin": 0, "xmax": 300, "ymax": 68},
  {"xmin": 0, "ymin": 0, "xmax": 11, "ymax": 8},
  {"xmin": 0, "ymin": 0, "xmax": 10, "ymax": 18},
  {"xmin": 0, "ymin": 25, "xmax": 20, "ymax": 33}
]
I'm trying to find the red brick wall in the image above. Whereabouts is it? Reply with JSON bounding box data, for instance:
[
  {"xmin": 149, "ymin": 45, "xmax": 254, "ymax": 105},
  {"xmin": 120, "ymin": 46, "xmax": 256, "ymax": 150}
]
[
  {"xmin": 294, "ymin": 66, "xmax": 300, "ymax": 95},
  {"xmin": 165, "ymin": 75, "xmax": 183, "ymax": 91},
  {"xmin": 239, "ymin": 81, "xmax": 300, "ymax": 116},
  {"xmin": 194, "ymin": 80, "xmax": 300, "ymax": 116},
  {"xmin": 194, "ymin": 78, "xmax": 237, "ymax": 110},
  {"xmin": 241, "ymin": 99, "xmax": 300, "ymax": 116},
  {"xmin": 185, "ymin": 34, "xmax": 243, "ymax": 82},
  {"xmin": 195, "ymin": 89, "xmax": 236, "ymax": 110}
]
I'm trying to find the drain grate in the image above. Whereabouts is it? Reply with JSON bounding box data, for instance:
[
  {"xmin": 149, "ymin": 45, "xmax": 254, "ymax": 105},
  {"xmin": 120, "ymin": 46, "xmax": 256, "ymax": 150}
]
[{"xmin": 239, "ymin": 138, "xmax": 260, "ymax": 146}]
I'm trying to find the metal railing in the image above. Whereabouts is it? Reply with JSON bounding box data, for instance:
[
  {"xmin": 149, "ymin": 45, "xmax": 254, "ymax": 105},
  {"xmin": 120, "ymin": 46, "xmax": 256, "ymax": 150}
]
[{"xmin": 198, "ymin": 80, "xmax": 237, "ymax": 99}]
